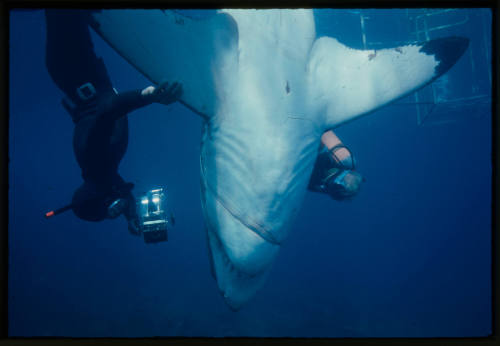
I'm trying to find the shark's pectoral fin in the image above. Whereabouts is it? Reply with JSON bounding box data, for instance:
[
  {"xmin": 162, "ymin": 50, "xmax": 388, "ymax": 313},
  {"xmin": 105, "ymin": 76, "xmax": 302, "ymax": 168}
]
[
  {"xmin": 307, "ymin": 36, "xmax": 469, "ymax": 129},
  {"xmin": 89, "ymin": 10, "xmax": 238, "ymax": 118}
]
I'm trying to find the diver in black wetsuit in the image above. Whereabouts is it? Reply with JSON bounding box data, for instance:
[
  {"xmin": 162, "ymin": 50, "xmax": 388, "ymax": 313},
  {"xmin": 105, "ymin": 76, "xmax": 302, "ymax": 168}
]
[{"xmin": 44, "ymin": 10, "xmax": 182, "ymax": 234}]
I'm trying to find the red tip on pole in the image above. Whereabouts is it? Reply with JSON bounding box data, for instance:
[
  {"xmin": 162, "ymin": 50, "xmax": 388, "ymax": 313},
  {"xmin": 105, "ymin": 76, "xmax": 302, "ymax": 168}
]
[{"xmin": 45, "ymin": 211, "xmax": 55, "ymax": 218}]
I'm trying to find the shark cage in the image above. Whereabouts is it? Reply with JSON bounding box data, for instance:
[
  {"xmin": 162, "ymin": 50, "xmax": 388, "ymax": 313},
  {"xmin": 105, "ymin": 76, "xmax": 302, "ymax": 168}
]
[{"xmin": 316, "ymin": 9, "xmax": 492, "ymax": 126}]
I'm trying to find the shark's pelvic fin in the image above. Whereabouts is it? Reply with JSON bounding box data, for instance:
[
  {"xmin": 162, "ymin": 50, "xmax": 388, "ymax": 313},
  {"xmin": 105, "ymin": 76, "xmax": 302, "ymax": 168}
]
[
  {"xmin": 90, "ymin": 10, "xmax": 238, "ymax": 119},
  {"xmin": 306, "ymin": 36, "xmax": 469, "ymax": 130}
]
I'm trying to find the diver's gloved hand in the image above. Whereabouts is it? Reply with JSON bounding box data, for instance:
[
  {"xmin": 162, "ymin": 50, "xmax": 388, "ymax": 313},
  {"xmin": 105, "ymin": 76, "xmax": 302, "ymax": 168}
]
[
  {"xmin": 107, "ymin": 198, "xmax": 127, "ymax": 219},
  {"xmin": 127, "ymin": 217, "xmax": 141, "ymax": 236},
  {"xmin": 141, "ymin": 81, "xmax": 183, "ymax": 105},
  {"xmin": 125, "ymin": 207, "xmax": 141, "ymax": 236},
  {"xmin": 123, "ymin": 195, "xmax": 141, "ymax": 236}
]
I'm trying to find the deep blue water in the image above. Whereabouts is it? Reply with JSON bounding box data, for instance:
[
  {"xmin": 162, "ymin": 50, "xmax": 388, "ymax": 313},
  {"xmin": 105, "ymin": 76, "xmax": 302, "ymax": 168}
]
[{"xmin": 8, "ymin": 9, "xmax": 492, "ymax": 337}]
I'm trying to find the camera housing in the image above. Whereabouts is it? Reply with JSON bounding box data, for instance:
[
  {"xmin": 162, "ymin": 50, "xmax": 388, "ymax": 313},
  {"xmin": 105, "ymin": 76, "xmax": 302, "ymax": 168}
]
[{"xmin": 137, "ymin": 188, "xmax": 169, "ymax": 243}]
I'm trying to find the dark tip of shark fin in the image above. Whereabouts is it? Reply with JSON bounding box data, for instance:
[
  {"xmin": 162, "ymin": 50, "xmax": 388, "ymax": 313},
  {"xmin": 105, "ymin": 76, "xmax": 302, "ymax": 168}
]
[{"xmin": 419, "ymin": 36, "xmax": 470, "ymax": 77}]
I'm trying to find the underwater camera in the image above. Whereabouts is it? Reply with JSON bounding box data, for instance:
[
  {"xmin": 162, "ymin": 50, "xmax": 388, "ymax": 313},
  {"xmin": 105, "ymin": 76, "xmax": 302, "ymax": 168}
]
[{"xmin": 137, "ymin": 188, "xmax": 173, "ymax": 243}]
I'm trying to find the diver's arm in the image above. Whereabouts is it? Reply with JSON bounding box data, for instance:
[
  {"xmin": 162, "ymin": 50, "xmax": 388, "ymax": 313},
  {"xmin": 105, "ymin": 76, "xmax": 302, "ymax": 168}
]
[
  {"xmin": 140, "ymin": 81, "xmax": 182, "ymax": 106},
  {"xmin": 108, "ymin": 89, "xmax": 151, "ymax": 118},
  {"xmin": 90, "ymin": 89, "xmax": 148, "ymax": 126},
  {"xmin": 320, "ymin": 130, "xmax": 355, "ymax": 170},
  {"xmin": 98, "ymin": 81, "xmax": 183, "ymax": 124},
  {"xmin": 92, "ymin": 90, "xmax": 148, "ymax": 126}
]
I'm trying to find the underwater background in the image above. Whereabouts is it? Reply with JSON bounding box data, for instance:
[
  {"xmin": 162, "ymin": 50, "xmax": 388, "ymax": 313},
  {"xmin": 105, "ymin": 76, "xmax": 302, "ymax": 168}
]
[{"xmin": 8, "ymin": 9, "xmax": 492, "ymax": 337}]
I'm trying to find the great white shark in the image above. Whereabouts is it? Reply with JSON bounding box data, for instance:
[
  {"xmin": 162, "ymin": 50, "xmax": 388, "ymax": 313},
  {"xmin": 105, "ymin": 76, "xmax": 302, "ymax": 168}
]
[{"xmin": 88, "ymin": 9, "xmax": 469, "ymax": 310}]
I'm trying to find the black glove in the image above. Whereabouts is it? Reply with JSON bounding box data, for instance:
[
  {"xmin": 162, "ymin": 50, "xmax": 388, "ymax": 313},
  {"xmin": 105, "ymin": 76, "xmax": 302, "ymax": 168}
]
[
  {"xmin": 124, "ymin": 197, "xmax": 141, "ymax": 236},
  {"xmin": 127, "ymin": 217, "xmax": 141, "ymax": 236},
  {"xmin": 111, "ymin": 181, "xmax": 141, "ymax": 236}
]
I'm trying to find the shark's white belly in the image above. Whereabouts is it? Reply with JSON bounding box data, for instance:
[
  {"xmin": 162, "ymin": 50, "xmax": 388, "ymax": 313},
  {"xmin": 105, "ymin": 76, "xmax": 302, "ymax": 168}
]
[
  {"xmin": 199, "ymin": 10, "xmax": 320, "ymax": 306},
  {"xmin": 201, "ymin": 94, "xmax": 320, "ymax": 239},
  {"xmin": 201, "ymin": 61, "xmax": 321, "ymax": 263}
]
